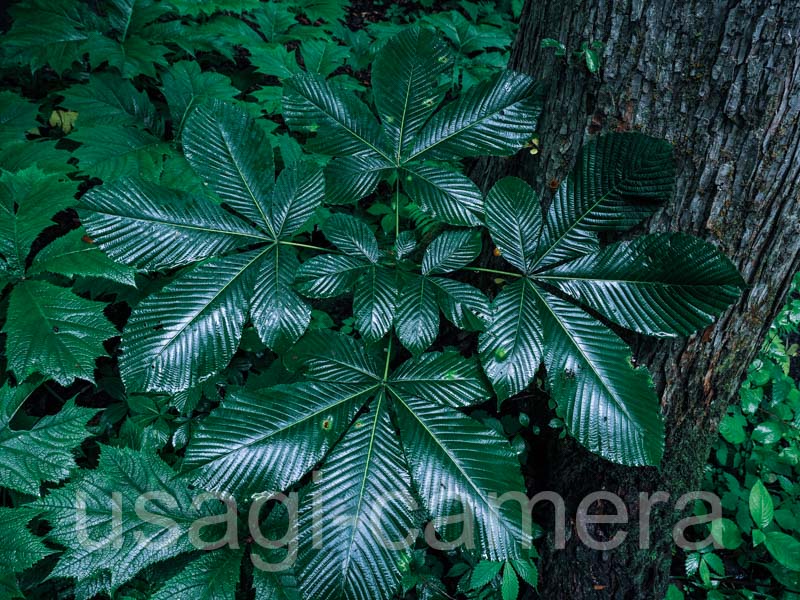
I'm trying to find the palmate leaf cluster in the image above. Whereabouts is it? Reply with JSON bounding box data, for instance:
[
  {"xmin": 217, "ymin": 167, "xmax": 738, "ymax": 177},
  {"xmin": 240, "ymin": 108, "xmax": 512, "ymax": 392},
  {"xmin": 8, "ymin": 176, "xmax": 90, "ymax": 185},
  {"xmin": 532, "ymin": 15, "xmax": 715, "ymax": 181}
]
[{"xmin": 0, "ymin": 2, "xmax": 745, "ymax": 599}]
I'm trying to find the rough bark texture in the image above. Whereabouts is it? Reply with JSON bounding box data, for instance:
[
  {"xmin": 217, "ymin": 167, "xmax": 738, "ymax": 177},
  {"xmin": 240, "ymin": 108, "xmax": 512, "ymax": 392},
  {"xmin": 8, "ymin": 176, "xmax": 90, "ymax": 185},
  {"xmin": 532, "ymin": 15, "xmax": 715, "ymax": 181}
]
[{"xmin": 473, "ymin": 1, "xmax": 800, "ymax": 598}]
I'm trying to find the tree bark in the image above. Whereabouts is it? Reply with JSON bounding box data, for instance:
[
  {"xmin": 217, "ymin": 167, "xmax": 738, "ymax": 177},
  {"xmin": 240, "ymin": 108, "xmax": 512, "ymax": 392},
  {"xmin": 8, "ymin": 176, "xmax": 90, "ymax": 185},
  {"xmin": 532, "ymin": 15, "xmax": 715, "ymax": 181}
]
[{"xmin": 473, "ymin": 1, "xmax": 800, "ymax": 597}]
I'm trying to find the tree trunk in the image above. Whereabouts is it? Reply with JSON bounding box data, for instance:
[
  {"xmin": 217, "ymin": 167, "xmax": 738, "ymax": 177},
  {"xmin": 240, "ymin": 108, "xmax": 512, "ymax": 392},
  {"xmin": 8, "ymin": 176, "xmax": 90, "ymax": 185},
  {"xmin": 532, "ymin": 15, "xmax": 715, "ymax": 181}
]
[{"xmin": 473, "ymin": 1, "xmax": 800, "ymax": 597}]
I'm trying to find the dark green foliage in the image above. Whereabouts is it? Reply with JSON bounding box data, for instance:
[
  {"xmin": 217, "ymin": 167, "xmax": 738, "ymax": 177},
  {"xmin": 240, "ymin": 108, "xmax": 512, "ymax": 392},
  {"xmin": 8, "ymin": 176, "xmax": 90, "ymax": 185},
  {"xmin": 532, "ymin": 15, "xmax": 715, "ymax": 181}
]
[
  {"xmin": 0, "ymin": 1, "xmax": 746, "ymax": 598},
  {"xmin": 672, "ymin": 274, "xmax": 800, "ymax": 598}
]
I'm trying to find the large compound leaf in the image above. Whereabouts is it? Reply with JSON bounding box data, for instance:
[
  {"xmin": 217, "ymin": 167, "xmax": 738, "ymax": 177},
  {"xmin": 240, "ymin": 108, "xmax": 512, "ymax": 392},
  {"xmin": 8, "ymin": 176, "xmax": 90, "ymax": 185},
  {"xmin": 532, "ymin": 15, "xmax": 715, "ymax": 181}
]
[
  {"xmin": 121, "ymin": 249, "xmax": 262, "ymax": 392},
  {"xmin": 38, "ymin": 446, "xmax": 228, "ymax": 595},
  {"xmin": 151, "ymin": 549, "xmax": 243, "ymax": 600},
  {"xmin": 160, "ymin": 62, "xmax": 240, "ymax": 136},
  {"xmin": 535, "ymin": 133, "xmax": 674, "ymax": 269},
  {"xmin": 535, "ymin": 288, "xmax": 664, "ymax": 466},
  {"xmin": 4, "ymin": 280, "xmax": 116, "ymax": 385},
  {"xmin": 485, "ymin": 177, "xmax": 542, "ymax": 274},
  {"xmin": 183, "ymin": 100, "xmax": 276, "ymax": 233},
  {"xmin": 406, "ymin": 71, "xmax": 542, "ymax": 161},
  {"xmin": 2, "ymin": 0, "xmax": 90, "ymax": 73},
  {"xmin": 80, "ymin": 177, "xmax": 266, "ymax": 270},
  {"xmin": 59, "ymin": 73, "xmax": 159, "ymax": 131},
  {"xmin": 283, "ymin": 74, "xmax": 392, "ymax": 161},
  {"xmin": 0, "ymin": 166, "xmax": 75, "ymax": 275},
  {"xmin": 0, "ymin": 507, "xmax": 52, "ymax": 592},
  {"xmin": 0, "ymin": 92, "xmax": 38, "ymax": 149},
  {"xmin": 539, "ymin": 233, "xmax": 745, "ymax": 336},
  {"xmin": 183, "ymin": 382, "xmax": 372, "ymax": 497},
  {"xmin": 389, "ymin": 352, "xmax": 490, "ymax": 408},
  {"xmin": 71, "ymin": 125, "xmax": 168, "ymax": 180},
  {"xmin": 402, "ymin": 164, "xmax": 483, "ymax": 226},
  {"xmin": 394, "ymin": 396, "xmax": 526, "ymax": 560},
  {"xmin": 372, "ymin": 26, "xmax": 450, "ymax": 161},
  {"xmin": 297, "ymin": 394, "xmax": 416, "ymax": 600},
  {"xmin": 0, "ymin": 383, "xmax": 96, "ymax": 496},
  {"xmin": 249, "ymin": 245, "xmax": 311, "ymax": 351},
  {"xmin": 29, "ymin": 228, "xmax": 137, "ymax": 286},
  {"xmin": 353, "ymin": 266, "xmax": 397, "ymax": 342},
  {"xmin": 395, "ymin": 274, "xmax": 439, "ymax": 355},
  {"xmin": 478, "ymin": 279, "xmax": 543, "ymax": 402}
]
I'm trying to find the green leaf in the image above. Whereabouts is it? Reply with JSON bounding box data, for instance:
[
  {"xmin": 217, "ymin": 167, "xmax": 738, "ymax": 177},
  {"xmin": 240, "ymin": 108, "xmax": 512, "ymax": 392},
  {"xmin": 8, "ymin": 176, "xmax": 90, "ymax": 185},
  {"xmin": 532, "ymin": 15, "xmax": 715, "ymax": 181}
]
[
  {"xmin": 183, "ymin": 100, "xmax": 276, "ymax": 233},
  {"xmin": 249, "ymin": 245, "xmax": 311, "ymax": 352},
  {"xmin": 389, "ymin": 351, "xmax": 491, "ymax": 409},
  {"xmin": 0, "ymin": 393, "xmax": 97, "ymax": 496},
  {"xmin": 321, "ymin": 213, "xmax": 380, "ymax": 262},
  {"xmin": 59, "ymin": 73, "xmax": 159, "ymax": 131},
  {"xmin": 296, "ymin": 394, "xmax": 415, "ymax": 600},
  {"xmin": 479, "ymin": 279, "xmax": 543, "ymax": 402},
  {"xmin": 402, "ymin": 164, "xmax": 483, "ymax": 226},
  {"xmin": 71, "ymin": 125, "xmax": 168, "ymax": 180},
  {"xmin": 323, "ymin": 155, "xmax": 392, "ymax": 204},
  {"xmin": 371, "ymin": 27, "xmax": 450, "ymax": 160},
  {"xmin": 37, "ymin": 445, "xmax": 229, "ymax": 594},
  {"xmin": 422, "ymin": 229, "xmax": 482, "ymax": 275},
  {"xmin": 511, "ymin": 559, "xmax": 538, "ymax": 589},
  {"xmin": 485, "ymin": 177, "xmax": 542, "ymax": 273},
  {"xmin": 749, "ymin": 480, "xmax": 774, "ymax": 529},
  {"xmin": 539, "ymin": 233, "xmax": 744, "ymax": 336},
  {"xmin": 396, "ymin": 274, "xmax": 439, "ymax": 355},
  {"xmin": 584, "ymin": 48, "xmax": 600, "ymax": 73},
  {"xmin": 470, "ymin": 561, "xmax": 502, "ymax": 588},
  {"xmin": 536, "ymin": 288, "xmax": 664, "ymax": 466},
  {"xmin": 29, "ymin": 228, "xmax": 137, "ymax": 286},
  {"xmin": 0, "ymin": 91, "xmax": 38, "ymax": 149},
  {"xmin": 536, "ymin": 133, "xmax": 674, "ymax": 268},
  {"xmin": 665, "ymin": 583, "xmax": 685, "ymax": 600},
  {"xmin": 431, "ymin": 277, "xmax": 490, "ymax": 331},
  {"xmin": 183, "ymin": 381, "xmax": 370, "ymax": 497},
  {"xmin": 2, "ymin": 1, "xmax": 89, "ymax": 74},
  {"xmin": 0, "ymin": 166, "xmax": 75, "ymax": 275},
  {"xmin": 160, "ymin": 62, "xmax": 240, "ymax": 136},
  {"xmin": 0, "ymin": 507, "xmax": 50, "ymax": 584},
  {"xmin": 752, "ymin": 421, "xmax": 783, "ymax": 444},
  {"xmin": 120, "ymin": 249, "xmax": 262, "ymax": 393},
  {"xmin": 394, "ymin": 395, "xmax": 526, "ymax": 560},
  {"xmin": 300, "ymin": 40, "xmax": 350, "ymax": 76},
  {"xmin": 288, "ymin": 331, "xmax": 381, "ymax": 384},
  {"xmin": 249, "ymin": 45, "xmax": 301, "ymax": 79},
  {"xmin": 80, "ymin": 177, "xmax": 266, "ymax": 271},
  {"xmin": 710, "ymin": 518, "xmax": 743, "ymax": 550},
  {"xmin": 764, "ymin": 531, "xmax": 800, "ymax": 571},
  {"xmin": 269, "ymin": 162, "xmax": 325, "ymax": 239},
  {"xmin": 353, "ymin": 266, "xmax": 397, "ymax": 341},
  {"xmin": 283, "ymin": 73, "xmax": 392, "ymax": 161},
  {"xmin": 296, "ymin": 254, "xmax": 367, "ymax": 298},
  {"xmin": 4, "ymin": 280, "xmax": 116, "ymax": 385},
  {"xmin": 502, "ymin": 562, "xmax": 520, "ymax": 600},
  {"xmin": 151, "ymin": 549, "xmax": 243, "ymax": 600},
  {"xmin": 406, "ymin": 70, "xmax": 542, "ymax": 161}
]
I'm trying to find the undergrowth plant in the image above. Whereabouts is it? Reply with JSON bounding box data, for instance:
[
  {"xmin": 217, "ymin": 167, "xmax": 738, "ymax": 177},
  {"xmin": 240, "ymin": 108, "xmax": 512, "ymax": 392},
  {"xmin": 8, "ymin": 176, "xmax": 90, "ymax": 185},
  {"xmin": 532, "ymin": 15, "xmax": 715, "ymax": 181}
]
[
  {"xmin": 0, "ymin": 2, "xmax": 746, "ymax": 599},
  {"xmin": 670, "ymin": 274, "xmax": 800, "ymax": 599}
]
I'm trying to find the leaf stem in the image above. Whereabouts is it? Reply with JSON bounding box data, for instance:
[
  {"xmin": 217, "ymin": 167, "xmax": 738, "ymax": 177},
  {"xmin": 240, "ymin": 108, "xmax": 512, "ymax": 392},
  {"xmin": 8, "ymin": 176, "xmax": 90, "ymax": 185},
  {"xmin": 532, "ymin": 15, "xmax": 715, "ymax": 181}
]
[
  {"xmin": 278, "ymin": 240, "xmax": 337, "ymax": 253},
  {"xmin": 382, "ymin": 336, "xmax": 393, "ymax": 383},
  {"xmin": 462, "ymin": 266, "xmax": 522, "ymax": 278},
  {"xmin": 394, "ymin": 175, "xmax": 401, "ymax": 241}
]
